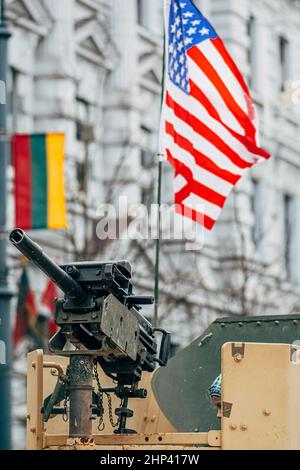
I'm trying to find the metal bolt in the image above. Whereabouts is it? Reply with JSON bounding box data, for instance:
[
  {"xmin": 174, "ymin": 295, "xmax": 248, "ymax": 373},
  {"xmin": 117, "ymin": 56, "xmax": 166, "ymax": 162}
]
[
  {"xmin": 221, "ymin": 323, "xmax": 225, "ymax": 328},
  {"xmin": 194, "ymin": 428, "xmax": 199, "ymax": 432},
  {"xmin": 229, "ymin": 424, "xmax": 237, "ymax": 430},
  {"xmin": 91, "ymin": 312, "xmax": 97, "ymax": 319},
  {"xmin": 234, "ymin": 353, "xmax": 243, "ymax": 362},
  {"xmin": 275, "ymin": 321, "xmax": 279, "ymax": 325},
  {"xmin": 79, "ymin": 360, "xmax": 85, "ymax": 365},
  {"xmin": 62, "ymin": 313, "xmax": 68, "ymax": 320},
  {"xmin": 238, "ymin": 322, "xmax": 243, "ymax": 327},
  {"xmin": 293, "ymin": 320, "xmax": 298, "ymax": 325},
  {"xmin": 240, "ymin": 424, "xmax": 248, "ymax": 431},
  {"xmin": 263, "ymin": 409, "xmax": 271, "ymax": 416},
  {"xmin": 51, "ymin": 368, "xmax": 57, "ymax": 376},
  {"xmin": 256, "ymin": 321, "xmax": 261, "ymax": 326}
]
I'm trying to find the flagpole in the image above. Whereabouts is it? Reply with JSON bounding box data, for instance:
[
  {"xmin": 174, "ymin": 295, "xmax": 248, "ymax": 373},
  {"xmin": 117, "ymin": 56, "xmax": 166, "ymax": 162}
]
[
  {"xmin": 153, "ymin": 11, "xmax": 167, "ymax": 327},
  {"xmin": 0, "ymin": 0, "xmax": 12, "ymax": 450},
  {"xmin": 153, "ymin": 157, "xmax": 163, "ymax": 326}
]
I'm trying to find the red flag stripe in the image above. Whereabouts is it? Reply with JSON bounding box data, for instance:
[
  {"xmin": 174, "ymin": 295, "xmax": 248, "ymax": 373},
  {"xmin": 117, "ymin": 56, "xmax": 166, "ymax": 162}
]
[
  {"xmin": 212, "ymin": 37, "xmax": 250, "ymax": 96},
  {"xmin": 166, "ymin": 92, "xmax": 252, "ymax": 169},
  {"xmin": 166, "ymin": 149, "xmax": 226, "ymax": 208},
  {"xmin": 187, "ymin": 57, "xmax": 244, "ymax": 135},
  {"xmin": 165, "ymin": 122, "xmax": 241, "ymax": 185},
  {"xmin": 175, "ymin": 202, "xmax": 216, "ymax": 231},
  {"xmin": 168, "ymin": 80, "xmax": 266, "ymax": 163},
  {"xmin": 13, "ymin": 135, "xmax": 32, "ymax": 229},
  {"xmin": 189, "ymin": 79, "xmax": 270, "ymax": 160},
  {"xmin": 188, "ymin": 46, "xmax": 256, "ymax": 139},
  {"xmin": 198, "ymin": 39, "xmax": 250, "ymax": 116},
  {"xmin": 165, "ymin": 134, "xmax": 233, "ymax": 196},
  {"xmin": 164, "ymin": 105, "xmax": 246, "ymax": 175}
]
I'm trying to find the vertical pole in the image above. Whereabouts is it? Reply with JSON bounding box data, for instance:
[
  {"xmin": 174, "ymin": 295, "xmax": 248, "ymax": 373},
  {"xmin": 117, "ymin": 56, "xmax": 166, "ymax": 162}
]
[
  {"xmin": 69, "ymin": 355, "xmax": 93, "ymax": 439},
  {"xmin": 153, "ymin": 15, "xmax": 166, "ymax": 327},
  {"xmin": 0, "ymin": 0, "xmax": 12, "ymax": 450},
  {"xmin": 153, "ymin": 158, "xmax": 162, "ymax": 327}
]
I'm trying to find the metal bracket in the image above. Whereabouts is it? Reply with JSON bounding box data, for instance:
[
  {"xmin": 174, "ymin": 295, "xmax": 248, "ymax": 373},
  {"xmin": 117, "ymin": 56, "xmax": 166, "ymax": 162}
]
[
  {"xmin": 231, "ymin": 342, "xmax": 245, "ymax": 358},
  {"xmin": 222, "ymin": 402, "xmax": 233, "ymax": 418}
]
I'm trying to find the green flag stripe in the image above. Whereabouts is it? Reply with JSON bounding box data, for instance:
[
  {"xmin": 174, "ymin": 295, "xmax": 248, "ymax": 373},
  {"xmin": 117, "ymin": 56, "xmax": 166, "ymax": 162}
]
[{"xmin": 31, "ymin": 134, "xmax": 48, "ymax": 228}]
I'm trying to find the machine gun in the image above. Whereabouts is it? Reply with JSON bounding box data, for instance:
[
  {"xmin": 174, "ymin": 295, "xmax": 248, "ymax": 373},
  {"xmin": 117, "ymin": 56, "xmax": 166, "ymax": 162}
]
[{"xmin": 10, "ymin": 229, "xmax": 171, "ymax": 436}]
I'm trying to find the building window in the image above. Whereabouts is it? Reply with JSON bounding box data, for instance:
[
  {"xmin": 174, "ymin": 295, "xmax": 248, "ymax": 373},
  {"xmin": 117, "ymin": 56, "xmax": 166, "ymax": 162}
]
[
  {"xmin": 251, "ymin": 179, "xmax": 263, "ymax": 251},
  {"xmin": 284, "ymin": 194, "xmax": 297, "ymax": 282},
  {"xmin": 279, "ymin": 36, "xmax": 290, "ymax": 92},
  {"xmin": 141, "ymin": 149, "xmax": 153, "ymax": 169},
  {"xmin": 140, "ymin": 148, "xmax": 154, "ymax": 209},
  {"xmin": 141, "ymin": 184, "xmax": 154, "ymax": 211},
  {"xmin": 76, "ymin": 97, "xmax": 94, "ymax": 142},
  {"xmin": 140, "ymin": 125, "xmax": 153, "ymax": 169},
  {"xmin": 247, "ymin": 15, "xmax": 260, "ymax": 91},
  {"xmin": 137, "ymin": 0, "xmax": 147, "ymax": 27}
]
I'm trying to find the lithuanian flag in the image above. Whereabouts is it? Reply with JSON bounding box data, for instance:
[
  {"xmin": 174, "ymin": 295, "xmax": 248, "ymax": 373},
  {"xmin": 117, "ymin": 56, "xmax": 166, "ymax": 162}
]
[{"xmin": 13, "ymin": 133, "xmax": 67, "ymax": 230}]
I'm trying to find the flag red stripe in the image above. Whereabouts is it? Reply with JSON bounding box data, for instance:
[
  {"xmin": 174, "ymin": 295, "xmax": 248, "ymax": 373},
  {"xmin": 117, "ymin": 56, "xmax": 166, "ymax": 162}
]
[
  {"xmin": 189, "ymin": 79, "xmax": 270, "ymax": 159},
  {"xmin": 166, "ymin": 92, "xmax": 252, "ymax": 169},
  {"xmin": 166, "ymin": 149, "xmax": 226, "ymax": 208},
  {"xmin": 13, "ymin": 135, "xmax": 32, "ymax": 229},
  {"xmin": 165, "ymin": 121, "xmax": 240, "ymax": 185},
  {"xmin": 212, "ymin": 37, "xmax": 250, "ymax": 96},
  {"xmin": 188, "ymin": 46, "xmax": 256, "ymax": 139},
  {"xmin": 175, "ymin": 201, "xmax": 216, "ymax": 230}
]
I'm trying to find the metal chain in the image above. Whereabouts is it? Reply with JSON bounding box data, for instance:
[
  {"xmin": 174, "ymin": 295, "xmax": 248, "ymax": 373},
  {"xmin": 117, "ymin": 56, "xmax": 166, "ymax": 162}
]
[
  {"xmin": 107, "ymin": 393, "xmax": 118, "ymax": 429},
  {"xmin": 62, "ymin": 366, "xmax": 70, "ymax": 422},
  {"xmin": 93, "ymin": 362, "xmax": 119, "ymax": 430},
  {"xmin": 93, "ymin": 362, "xmax": 105, "ymax": 431}
]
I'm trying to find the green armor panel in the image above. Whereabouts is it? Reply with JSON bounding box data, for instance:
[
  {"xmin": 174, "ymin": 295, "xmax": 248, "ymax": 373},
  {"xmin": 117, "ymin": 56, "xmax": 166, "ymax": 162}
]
[{"xmin": 152, "ymin": 314, "xmax": 300, "ymax": 432}]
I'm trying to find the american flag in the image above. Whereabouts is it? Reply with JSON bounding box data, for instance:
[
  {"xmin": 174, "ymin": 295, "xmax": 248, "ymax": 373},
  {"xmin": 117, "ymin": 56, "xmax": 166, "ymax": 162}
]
[{"xmin": 160, "ymin": 0, "xmax": 271, "ymax": 230}]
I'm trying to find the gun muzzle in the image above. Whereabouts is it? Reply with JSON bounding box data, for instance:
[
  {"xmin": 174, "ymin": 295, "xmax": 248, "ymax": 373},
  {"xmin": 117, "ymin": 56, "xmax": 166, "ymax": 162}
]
[{"xmin": 10, "ymin": 229, "xmax": 84, "ymax": 302}]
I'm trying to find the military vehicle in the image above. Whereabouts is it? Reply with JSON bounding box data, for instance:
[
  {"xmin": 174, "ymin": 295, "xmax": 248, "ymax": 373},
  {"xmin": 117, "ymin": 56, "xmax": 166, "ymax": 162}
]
[{"xmin": 10, "ymin": 230, "xmax": 300, "ymax": 450}]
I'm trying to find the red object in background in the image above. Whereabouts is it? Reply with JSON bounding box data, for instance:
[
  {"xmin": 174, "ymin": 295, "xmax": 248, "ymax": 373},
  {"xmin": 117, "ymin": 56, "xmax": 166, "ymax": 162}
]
[
  {"xmin": 12, "ymin": 135, "xmax": 32, "ymax": 230},
  {"xmin": 14, "ymin": 270, "xmax": 38, "ymax": 347},
  {"xmin": 41, "ymin": 280, "xmax": 59, "ymax": 337}
]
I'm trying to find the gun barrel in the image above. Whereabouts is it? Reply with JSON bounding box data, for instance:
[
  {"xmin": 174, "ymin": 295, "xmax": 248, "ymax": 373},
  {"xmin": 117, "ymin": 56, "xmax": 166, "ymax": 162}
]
[{"xmin": 10, "ymin": 229, "xmax": 84, "ymax": 301}]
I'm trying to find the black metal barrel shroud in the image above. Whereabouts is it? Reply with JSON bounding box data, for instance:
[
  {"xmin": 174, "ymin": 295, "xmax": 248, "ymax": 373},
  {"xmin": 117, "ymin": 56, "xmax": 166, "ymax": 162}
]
[{"xmin": 9, "ymin": 229, "xmax": 84, "ymax": 301}]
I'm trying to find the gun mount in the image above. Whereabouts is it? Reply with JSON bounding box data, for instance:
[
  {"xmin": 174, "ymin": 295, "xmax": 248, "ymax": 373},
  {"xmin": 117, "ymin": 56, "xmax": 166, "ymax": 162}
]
[{"xmin": 10, "ymin": 229, "xmax": 171, "ymax": 436}]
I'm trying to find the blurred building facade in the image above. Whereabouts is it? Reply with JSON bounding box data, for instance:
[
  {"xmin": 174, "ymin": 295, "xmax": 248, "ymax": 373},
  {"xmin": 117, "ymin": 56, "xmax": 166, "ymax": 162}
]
[{"xmin": 5, "ymin": 0, "xmax": 300, "ymax": 447}]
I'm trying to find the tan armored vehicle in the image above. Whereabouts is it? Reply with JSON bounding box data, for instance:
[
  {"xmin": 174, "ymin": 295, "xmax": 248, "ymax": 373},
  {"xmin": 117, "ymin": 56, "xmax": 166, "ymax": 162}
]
[
  {"xmin": 10, "ymin": 230, "xmax": 300, "ymax": 450},
  {"xmin": 27, "ymin": 338, "xmax": 300, "ymax": 450}
]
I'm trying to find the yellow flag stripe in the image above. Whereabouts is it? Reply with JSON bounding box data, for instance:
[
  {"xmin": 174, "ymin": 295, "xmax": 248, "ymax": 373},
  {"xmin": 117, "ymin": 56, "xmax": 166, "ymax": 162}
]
[{"xmin": 46, "ymin": 133, "xmax": 67, "ymax": 229}]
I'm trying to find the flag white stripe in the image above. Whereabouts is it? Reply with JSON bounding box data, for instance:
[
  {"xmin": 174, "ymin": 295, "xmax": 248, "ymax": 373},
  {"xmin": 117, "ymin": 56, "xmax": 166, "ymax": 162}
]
[
  {"xmin": 165, "ymin": 134, "xmax": 233, "ymax": 196},
  {"xmin": 198, "ymin": 40, "xmax": 249, "ymax": 116},
  {"xmin": 181, "ymin": 193, "xmax": 222, "ymax": 221},
  {"xmin": 168, "ymin": 80, "xmax": 258, "ymax": 164},
  {"xmin": 174, "ymin": 173, "xmax": 187, "ymax": 193},
  {"xmin": 187, "ymin": 57, "xmax": 245, "ymax": 135},
  {"xmin": 164, "ymin": 105, "xmax": 245, "ymax": 176}
]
